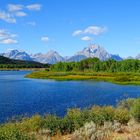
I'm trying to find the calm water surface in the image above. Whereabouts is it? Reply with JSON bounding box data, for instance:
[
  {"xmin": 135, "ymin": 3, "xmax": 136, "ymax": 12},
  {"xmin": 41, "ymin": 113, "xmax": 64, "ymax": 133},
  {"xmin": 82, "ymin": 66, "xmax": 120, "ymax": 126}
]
[{"xmin": 0, "ymin": 71, "xmax": 140, "ymax": 122}]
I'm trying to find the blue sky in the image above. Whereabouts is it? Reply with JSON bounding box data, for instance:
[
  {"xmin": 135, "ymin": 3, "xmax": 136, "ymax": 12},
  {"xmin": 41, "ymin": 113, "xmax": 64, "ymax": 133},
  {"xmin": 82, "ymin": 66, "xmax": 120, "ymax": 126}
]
[{"xmin": 0, "ymin": 0, "xmax": 140, "ymax": 57}]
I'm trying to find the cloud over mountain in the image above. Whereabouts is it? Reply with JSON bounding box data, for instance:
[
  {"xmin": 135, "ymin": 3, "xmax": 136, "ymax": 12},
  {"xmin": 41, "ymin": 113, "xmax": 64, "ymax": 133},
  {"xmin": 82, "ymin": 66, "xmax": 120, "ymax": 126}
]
[
  {"xmin": 41, "ymin": 36, "xmax": 49, "ymax": 43},
  {"xmin": 72, "ymin": 25, "xmax": 107, "ymax": 42},
  {"xmin": 81, "ymin": 36, "xmax": 92, "ymax": 41},
  {"xmin": 72, "ymin": 30, "xmax": 83, "ymax": 36},
  {"xmin": 84, "ymin": 26, "xmax": 107, "ymax": 35},
  {"xmin": 73, "ymin": 25, "xmax": 107, "ymax": 36}
]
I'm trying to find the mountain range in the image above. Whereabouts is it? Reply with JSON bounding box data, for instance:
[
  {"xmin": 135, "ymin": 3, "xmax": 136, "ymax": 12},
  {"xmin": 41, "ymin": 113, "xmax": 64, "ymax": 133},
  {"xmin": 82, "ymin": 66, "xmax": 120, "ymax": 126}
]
[{"xmin": 0, "ymin": 44, "xmax": 139, "ymax": 64}]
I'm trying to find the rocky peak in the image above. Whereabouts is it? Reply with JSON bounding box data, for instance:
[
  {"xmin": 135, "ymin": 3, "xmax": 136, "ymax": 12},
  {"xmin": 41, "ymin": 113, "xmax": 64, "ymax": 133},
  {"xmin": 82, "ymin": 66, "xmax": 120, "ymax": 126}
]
[{"xmin": 77, "ymin": 44, "xmax": 111, "ymax": 60}]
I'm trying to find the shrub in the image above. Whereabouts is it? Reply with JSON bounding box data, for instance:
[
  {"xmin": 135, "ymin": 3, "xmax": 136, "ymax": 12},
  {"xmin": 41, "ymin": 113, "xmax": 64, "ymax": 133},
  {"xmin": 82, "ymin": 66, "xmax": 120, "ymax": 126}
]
[
  {"xmin": 18, "ymin": 115, "xmax": 43, "ymax": 132},
  {"xmin": 130, "ymin": 99, "xmax": 140, "ymax": 122},
  {"xmin": 59, "ymin": 117, "xmax": 74, "ymax": 134},
  {"xmin": 43, "ymin": 115, "xmax": 61, "ymax": 135},
  {"xmin": 72, "ymin": 121, "xmax": 114, "ymax": 140},
  {"xmin": 90, "ymin": 106, "xmax": 115, "ymax": 124},
  {"xmin": 65, "ymin": 109, "xmax": 83, "ymax": 130},
  {"xmin": 80, "ymin": 109, "xmax": 91, "ymax": 123},
  {"xmin": 114, "ymin": 108, "xmax": 130, "ymax": 124},
  {"xmin": 58, "ymin": 108, "xmax": 91, "ymax": 134},
  {"xmin": 117, "ymin": 98, "xmax": 135, "ymax": 110},
  {"xmin": 90, "ymin": 106, "xmax": 105, "ymax": 124},
  {"xmin": 0, "ymin": 124, "xmax": 34, "ymax": 140},
  {"xmin": 101, "ymin": 106, "xmax": 115, "ymax": 122},
  {"xmin": 72, "ymin": 121, "xmax": 97, "ymax": 140},
  {"xmin": 114, "ymin": 76, "xmax": 131, "ymax": 82}
]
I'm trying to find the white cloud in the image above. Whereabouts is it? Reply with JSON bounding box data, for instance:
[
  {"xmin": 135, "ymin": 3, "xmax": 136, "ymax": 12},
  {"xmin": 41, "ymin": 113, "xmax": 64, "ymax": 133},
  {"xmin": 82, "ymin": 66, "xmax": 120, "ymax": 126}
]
[
  {"xmin": 0, "ymin": 30, "xmax": 9, "ymax": 38},
  {"xmin": 72, "ymin": 25, "xmax": 107, "ymax": 38},
  {"xmin": 0, "ymin": 29, "xmax": 17, "ymax": 38},
  {"xmin": 81, "ymin": 36, "xmax": 92, "ymax": 41},
  {"xmin": 26, "ymin": 4, "xmax": 42, "ymax": 11},
  {"xmin": 0, "ymin": 11, "xmax": 16, "ymax": 23},
  {"xmin": 0, "ymin": 3, "xmax": 41, "ymax": 24},
  {"xmin": 72, "ymin": 30, "xmax": 83, "ymax": 36},
  {"xmin": 7, "ymin": 3, "xmax": 42, "ymax": 12},
  {"xmin": 41, "ymin": 36, "xmax": 49, "ymax": 42},
  {"xmin": 7, "ymin": 4, "xmax": 27, "ymax": 17},
  {"xmin": 84, "ymin": 26, "xmax": 107, "ymax": 35},
  {"xmin": 15, "ymin": 11, "xmax": 27, "ymax": 17},
  {"xmin": 0, "ymin": 29, "xmax": 18, "ymax": 44},
  {"xmin": 7, "ymin": 4, "xmax": 24, "ymax": 12},
  {"xmin": 27, "ymin": 21, "xmax": 36, "ymax": 26},
  {"xmin": 0, "ymin": 38, "xmax": 18, "ymax": 44}
]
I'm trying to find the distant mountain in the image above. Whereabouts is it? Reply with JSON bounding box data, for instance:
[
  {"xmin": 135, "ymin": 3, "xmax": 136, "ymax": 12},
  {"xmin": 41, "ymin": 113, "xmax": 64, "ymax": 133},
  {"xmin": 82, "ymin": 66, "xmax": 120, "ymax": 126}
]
[
  {"xmin": 67, "ymin": 54, "xmax": 87, "ymax": 62},
  {"xmin": 110, "ymin": 54, "xmax": 122, "ymax": 61},
  {"xmin": 32, "ymin": 50, "xmax": 64, "ymax": 64},
  {"xmin": 0, "ymin": 49, "xmax": 64, "ymax": 64},
  {"xmin": 125, "ymin": 56, "xmax": 134, "ymax": 59},
  {"xmin": 76, "ymin": 44, "xmax": 111, "ymax": 60},
  {"xmin": 136, "ymin": 54, "xmax": 140, "ymax": 60},
  {"xmin": 125, "ymin": 54, "xmax": 140, "ymax": 60},
  {"xmin": 1, "ymin": 49, "xmax": 32, "ymax": 61},
  {"xmin": 0, "ymin": 44, "xmax": 125, "ymax": 64},
  {"xmin": 68, "ymin": 44, "xmax": 122, "ymax": 61}
]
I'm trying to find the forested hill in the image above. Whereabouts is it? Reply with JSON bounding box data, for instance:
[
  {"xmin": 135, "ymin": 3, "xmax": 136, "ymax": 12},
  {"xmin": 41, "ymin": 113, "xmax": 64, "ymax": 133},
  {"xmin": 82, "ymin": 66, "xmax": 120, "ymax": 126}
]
[{"xmin": 0, "ymin": 56, "xmax": 49, "ymax": 69}]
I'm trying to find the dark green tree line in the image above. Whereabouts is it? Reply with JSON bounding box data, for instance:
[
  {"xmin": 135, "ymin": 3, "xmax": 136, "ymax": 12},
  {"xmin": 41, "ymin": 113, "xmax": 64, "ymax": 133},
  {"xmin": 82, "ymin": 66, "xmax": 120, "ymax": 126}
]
[{"xmin": 50, "ymin": 58, "xmax": 140, "ymax": 73}]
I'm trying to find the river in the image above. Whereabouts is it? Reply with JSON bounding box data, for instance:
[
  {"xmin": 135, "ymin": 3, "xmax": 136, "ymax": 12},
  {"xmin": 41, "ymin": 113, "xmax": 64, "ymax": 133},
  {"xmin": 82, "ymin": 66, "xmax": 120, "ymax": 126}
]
[{"xmin": 0, "ymin": 71, "xmax": 140, "ymax": 122}]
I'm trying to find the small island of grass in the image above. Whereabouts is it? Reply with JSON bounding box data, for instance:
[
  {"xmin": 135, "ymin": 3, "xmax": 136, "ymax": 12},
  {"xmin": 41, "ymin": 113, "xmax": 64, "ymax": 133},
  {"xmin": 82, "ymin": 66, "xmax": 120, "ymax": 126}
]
[{"xmin": 26, "ymin": 58, "xmax": 140, "ymax": 85}]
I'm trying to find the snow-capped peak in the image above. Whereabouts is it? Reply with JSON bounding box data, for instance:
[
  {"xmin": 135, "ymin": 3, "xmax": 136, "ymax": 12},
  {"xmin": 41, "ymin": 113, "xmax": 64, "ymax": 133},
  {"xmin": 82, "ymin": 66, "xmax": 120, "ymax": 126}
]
[
  {"xmin": 76, "ymin": 44, "xmax": 111, "ymax": 60},
  {"xmin": 2, "ymin": 49, "xmax": 32, "ymax": 61}
]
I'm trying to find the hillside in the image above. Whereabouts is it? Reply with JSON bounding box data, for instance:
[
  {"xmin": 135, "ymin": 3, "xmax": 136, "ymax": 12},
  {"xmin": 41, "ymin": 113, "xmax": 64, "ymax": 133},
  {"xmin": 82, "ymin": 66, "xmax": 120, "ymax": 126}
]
[{"xmin": 0, "ymin": 56, "xmax": 49, "ymax": 69}]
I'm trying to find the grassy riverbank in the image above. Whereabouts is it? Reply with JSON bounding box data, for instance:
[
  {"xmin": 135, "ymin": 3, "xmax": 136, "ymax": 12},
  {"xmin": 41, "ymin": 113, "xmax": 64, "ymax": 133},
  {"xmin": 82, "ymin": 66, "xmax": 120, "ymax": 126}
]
[
  {"xmin": 0, "ymin": 98, "xmax": 140, "ymax": 140},
  {"xmin": 26, "ymin": 70, "xmax": 140, "ymax": 85}
]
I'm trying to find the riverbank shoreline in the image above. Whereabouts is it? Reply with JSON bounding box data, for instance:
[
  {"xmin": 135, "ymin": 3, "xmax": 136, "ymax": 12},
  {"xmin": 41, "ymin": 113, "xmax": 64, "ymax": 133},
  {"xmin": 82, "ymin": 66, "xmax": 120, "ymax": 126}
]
[{"xmin": 0, "ymin": 98, "xmax": 140, "ymax": 140}]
